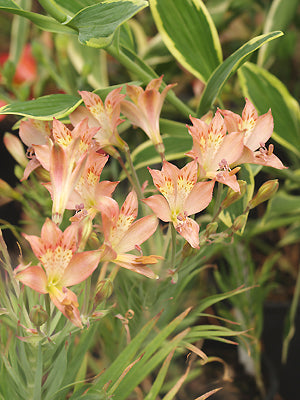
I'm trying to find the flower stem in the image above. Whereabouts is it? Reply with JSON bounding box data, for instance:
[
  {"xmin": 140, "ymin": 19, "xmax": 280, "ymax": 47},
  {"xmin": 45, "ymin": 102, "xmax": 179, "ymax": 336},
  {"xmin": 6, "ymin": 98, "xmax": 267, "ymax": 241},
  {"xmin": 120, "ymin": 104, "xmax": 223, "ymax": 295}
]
[
  {"xmin": 171, "ymin": 223, "xmax": 177, "ymax": 269},
  {"xmin": 212, "ymin": 182, "xmax": 223, "ymax": 221},
  {"xmin": 37, "ymin": 0, "xmax": 68, "ymax": 23},
  {"xmin": 123, "ymin": 146, "xmax": 143, "ymax": 200}
]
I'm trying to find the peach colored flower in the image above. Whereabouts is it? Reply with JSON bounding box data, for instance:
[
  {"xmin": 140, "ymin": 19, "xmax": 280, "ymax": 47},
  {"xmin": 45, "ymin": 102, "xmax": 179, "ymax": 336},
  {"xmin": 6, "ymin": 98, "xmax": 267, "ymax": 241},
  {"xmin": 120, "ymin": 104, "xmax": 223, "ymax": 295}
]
[
  {"xmin": 221, "ymin": 98, "xmax": 286, "ymax": 169},
  {"xmin": 70, "ymin": 88, "xmax": 126, "ymax": 156},
  {"xmin": 143, "ymin": 160, "xmax": 215, "ymax": 248},
  {"xmin": 186, "ymin": 111, "xmax": 244, "ymax": 192},
  {"xmin": 120, "ymin": 76, "xmax": 175, "ymax": 159},
  {"xmin": 15, "ymin": 218, "xmax": 102, "ymax": 328},
  {"xmin": 97, "ymin": 191, "xmax": 160, "ymax": 279},
  {"xmin": 67, "ymin": 150, "xmax": 119, "ymax": 221}
]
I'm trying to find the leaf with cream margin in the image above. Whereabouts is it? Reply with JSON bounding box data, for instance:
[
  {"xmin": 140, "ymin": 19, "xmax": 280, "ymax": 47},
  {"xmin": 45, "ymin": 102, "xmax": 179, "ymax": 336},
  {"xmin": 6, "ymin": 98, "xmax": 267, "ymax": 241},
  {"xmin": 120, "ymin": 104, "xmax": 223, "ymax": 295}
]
[
  {"xmin": 197, "ymin": 31, "xmax": 283, "ymax": 115},
  {"xmin": 65, "ymin": 0, "xmax": 148, "ymax": 48},
  {"xmin": 238, "ymin": 62, "xmax": 300, "ymax": 157},
  {"xmin": 149, "ymin": 0, "xmax": 222, "ymax": 82}
]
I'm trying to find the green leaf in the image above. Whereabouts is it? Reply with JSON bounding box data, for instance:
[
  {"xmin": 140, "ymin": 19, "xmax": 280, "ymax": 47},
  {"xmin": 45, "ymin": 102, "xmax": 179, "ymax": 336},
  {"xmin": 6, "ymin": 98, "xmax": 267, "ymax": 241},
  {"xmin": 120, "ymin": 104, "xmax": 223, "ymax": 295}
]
[
  {"xmin": 131, "ymin": 133, "xmax": 192, "ymax": 171},
  {"xmin": 33, "ymin": 344, "xmax": 43, "ymax": 400},
  {"xmin": 149, "ymin": 0, "xmax": 222, "ymax": 82},
  {"xmin": 66, "ymin": 0, "xmax": 148, "ymax": 48},
  {"xmin": 238, "ymin": 62, "xmax": 300, "ymax": 157},
  {"xmin": 257, "ymin": 0, "xmax": 299, "ymax": 67},
  {"xmin": 94, "ymin": 312, "xmax": 161, "ymax": 390},
  {"xmin": 44, "ymin": 345, "xmax": 67, "ymax": 400},
  {"xmin": 197, "ymin": 31, "xmax": 283, "ymax": 115},
  {"xmin": 55, "ymin": 0, "xmax": 100, "ymax": 15},
  {"xmin": 0, "ymin": 0, "xmax": 76, "ymax": 34},
  {"xmin": 0, "ymin": 94, "xmax": 81, "ymax": 120}
]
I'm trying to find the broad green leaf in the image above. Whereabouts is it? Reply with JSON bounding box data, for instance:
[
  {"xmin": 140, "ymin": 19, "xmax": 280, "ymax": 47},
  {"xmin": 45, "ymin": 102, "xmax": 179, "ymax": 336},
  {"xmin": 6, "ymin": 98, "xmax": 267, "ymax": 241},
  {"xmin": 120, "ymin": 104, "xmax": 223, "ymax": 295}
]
[
  {"xmin": 131, "ymin": 134, "xmax": 192, "ymax": 171},
  {"xmin": 0, "ymin": 94, "xmax": 81, "ymax": 120},
  {"xmin": 265, "ymin": 192, "xmax": 300, "ymax": 218},
  {"xmin": 197, "ymin": 31, "xmax": 283, "ymax": 115},
  {"xmin": 258, "ymin": 0, "xmax": 299, "ymax": 67},
  {"xmin": 149, "ymin": 0, "xmax": 222, "ymax": 82},
  {"xmin": 238, "ymin": 62, "xmax": 300, "ymax": 157},
  {"xmin": 55, "ymin": 0, "xmax": 99, "ymax": 15},
  {"xmin": 66, "ymin": 0, "xmax": 148, "ymax": 48},
  {"xmin": 0, "ymin": 0, "xmax": 76, "ymax": 34}
]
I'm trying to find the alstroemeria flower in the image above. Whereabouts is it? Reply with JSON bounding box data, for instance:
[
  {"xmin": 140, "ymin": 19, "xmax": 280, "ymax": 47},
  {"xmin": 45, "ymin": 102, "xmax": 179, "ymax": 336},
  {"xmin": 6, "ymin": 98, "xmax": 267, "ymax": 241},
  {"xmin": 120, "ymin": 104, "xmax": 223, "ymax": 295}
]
[
  {"xmin": 221, "ymin": 98, "xmax": 286, "ymax": 169},
  {"xmin": 15, "ymin": 218, "xmax": 102, "ymax": 328},
  {"xmin": 186, "ymin": 111, "xmax": 244, "ymax": 192},
  {"xmin": 69, "ymin": 88, "xmax": 126, "ymax": 156},
  {"xmin": 143, "ymin": 160, "xmax": 215, "ymax": 248},
  {"xmin": 18, "ymin": 119, "xmax": 52, "ymax": 180},
  {"xmin": 29, "ymin": 118, "xmax": 100, "ymax": 225},
  {"xmin": 67, "ymin": 150, "xmax": 119, "ymax": 220},
  {"xmin": 97, "ymin": 191, "xmax": 160, "ymax": 279},
  {"xmin": 120, "ymin": 76, "xmax": 175, "ymax": 160}
]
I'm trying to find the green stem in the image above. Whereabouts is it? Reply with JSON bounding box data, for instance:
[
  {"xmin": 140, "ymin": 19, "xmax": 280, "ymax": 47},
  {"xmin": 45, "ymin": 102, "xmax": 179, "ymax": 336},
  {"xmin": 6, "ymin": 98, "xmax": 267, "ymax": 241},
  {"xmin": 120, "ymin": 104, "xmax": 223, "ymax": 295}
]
[
  {"xmin": 106, "ymin": 45, "xmax": 194, "ymax": 118},
  {"xmin": 45, "ymin": 294, "xmax": 51, "ymax": 335},
  {"xmin": 123, "ymin": 146, "xmax": 143, "ymax": 200},
  {"xmin": 170, "ymin": 223, "xmax": 177, "ymax": 269},
  {"xmin": 212, "ymin": 182, "xmax": 223, "ymax": 221},
  {"xmin": 37, "ymin": 0, "xmax": 68, "ymax": 23}
]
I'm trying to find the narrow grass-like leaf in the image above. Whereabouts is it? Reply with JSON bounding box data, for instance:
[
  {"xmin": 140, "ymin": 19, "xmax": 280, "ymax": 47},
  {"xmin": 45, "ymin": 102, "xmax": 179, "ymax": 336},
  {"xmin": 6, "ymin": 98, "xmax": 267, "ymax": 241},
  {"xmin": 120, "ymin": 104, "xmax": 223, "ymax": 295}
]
[
  {"xmin": 194, "ymin": 387, "xmax": 223, "ymax": 400},
  {"xmin": 111, "ymin": 328, "xmax": 190, "ymax": 399},
  {"xmin": 44, "ymin": 345, "xmax": 67, "ymax": 400},
  {"xmin": 94, "ymin": 311, "xmax": 161, "ymax": 390},
  {"xmin": 33, "ymin": 343, "xmax": 43, "ymax": 400},
  {"xmin": 150, "ymin": 0, "xmax": 222, "ymax": 82},
  {"xmin": 197, "ymin": 31, "xmax": 283, "ymax": 115},
  {"xmin": 238, "ymin": 62, "xmax": 300, "ymax": 156},
  {"xmin": 66, "ymin": 0, "xmax": 148, "ymax": 48},
  {"xmin": 162, "ymin": 355, "xmax": 191, "ymax": 400},
  {"xmin": 258, "ymin": 0, "xmax": 298, "ymax": 67},
  {"xmin": 0, "ymin": 0, "xmax": 75, "ymax": 34},
  {"xmin": 196, "ymin": 286, "xmax": 253, "ymax": 314},
  {"xmin": 282, "ymin": 265, "xmax": 300, "ymax": 363},
  {"xmin": 143, "ymin": 349, "xmax": 175, "ymax": 400}
]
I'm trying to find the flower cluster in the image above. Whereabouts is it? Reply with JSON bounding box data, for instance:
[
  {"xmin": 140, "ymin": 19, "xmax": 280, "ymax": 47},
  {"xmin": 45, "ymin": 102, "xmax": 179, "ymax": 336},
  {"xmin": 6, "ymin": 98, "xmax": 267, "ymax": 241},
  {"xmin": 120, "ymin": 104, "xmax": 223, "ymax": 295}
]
[{"xmin": 8, "ymin": 78, "xmax": 285, "ymax": 327}]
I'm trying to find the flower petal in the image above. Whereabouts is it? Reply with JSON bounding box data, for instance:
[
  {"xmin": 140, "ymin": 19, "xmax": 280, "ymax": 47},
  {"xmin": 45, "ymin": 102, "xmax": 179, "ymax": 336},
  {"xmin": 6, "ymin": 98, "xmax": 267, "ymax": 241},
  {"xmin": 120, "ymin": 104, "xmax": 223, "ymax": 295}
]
[
  {"xmin": 114, "ymin": 253, "xmax": 159, "ymax": 279},
  {"xmin": 61, "ymin": 250, "xmax": 102, "ymax": 287},
  {"xmin": 175, "ymin": 216, "xmax": 200, "ymax": 249},
  {"xmin": 15, "ymin": 265, "xmax": 48, "ymax": 293},
  {"xmin": 49, "ymin": 287, "xmax": 82, "ymax": 328},
  {"xmin": 116, "ymin": 215, "xmax": 158, "ymax": 253},
  {"xmin": 184, "ymin": 180, "xmax": 215, "ymax": 215},
  {"xmin": 142, "ymin": 195, "xmax": 171, "ymax": 222}
]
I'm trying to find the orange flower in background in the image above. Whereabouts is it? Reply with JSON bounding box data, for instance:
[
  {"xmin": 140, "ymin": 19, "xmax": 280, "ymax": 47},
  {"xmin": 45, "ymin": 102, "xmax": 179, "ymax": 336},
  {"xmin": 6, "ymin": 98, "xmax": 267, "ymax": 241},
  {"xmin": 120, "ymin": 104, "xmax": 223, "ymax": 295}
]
[
  {"xmin": 15, "ymin": 218, "xmax": 102, "ymax": 328},
  {"xmin": 221, "ymin": 98, "xmax": 286, "ymax": 170},
  {"xmin": 97, "ymin": 191, "xmax": 160, "ymax": 279},
  {"xmin": 120, "ymin": 76, "xmax": 175, "ymax": 160},
  {"xmin": 143, "ymin": 160, "xmax": 215, "ymax": 248},
  {"xmin": 186, "ymin": 111, "xmax": 244, "ymax": 192}
]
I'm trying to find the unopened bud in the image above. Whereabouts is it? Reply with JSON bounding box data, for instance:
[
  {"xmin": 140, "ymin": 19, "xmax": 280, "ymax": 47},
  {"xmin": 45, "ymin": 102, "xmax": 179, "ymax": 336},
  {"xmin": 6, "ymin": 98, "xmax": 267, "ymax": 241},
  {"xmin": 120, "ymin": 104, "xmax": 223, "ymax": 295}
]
[
  {"xmin": 232, "ymin": 214, "xmax": 248, "ymax": 232},
  {"xmin": 221, "ymin": 180, "xmax": 247, "ymax": 209},
  {"xmin": 0, "ymin": 179, "xmax": 22, "ymax": 202},
  {"xmin": 205, "ymin": 222, "xmax": 218, "ymax": 236},
  {"xmin": 248, "ymin": 180, "xmax": 279, "ymax": 210},
  {"xmin": 95, "ymin": 279, "xmax": 113, "ymax": 304},
  {"xmin": 29, "ymin": 305, "xmax": 48, "ymax": 327},
  {"xmin": 4, "ymin": 133, "xmax": 28, "ymax": 168}
]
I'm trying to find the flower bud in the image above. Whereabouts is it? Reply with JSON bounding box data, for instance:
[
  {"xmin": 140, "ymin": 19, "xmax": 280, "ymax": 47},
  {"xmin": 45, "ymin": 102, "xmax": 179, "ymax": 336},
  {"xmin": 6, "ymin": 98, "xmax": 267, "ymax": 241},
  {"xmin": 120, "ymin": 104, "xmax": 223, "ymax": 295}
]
[
  {"xmin": 205, "ymin": 222, "xmax": 218, "ymax": 236},
  {"xmin": 248, "ymin": 180, "xmax": 279, "ymax": 210},
  {"xmin": 95, "ymin": 279, "xmax": 113, "ymax": 304},
  {"xmin": 29, "ymin": 305, "xmax": 48, "ymax": 327},
  {"xmin": 232, "ymin": 214, "xmax": 248, "ymax": 233},
  {"xmin": 221, "ymin": 180, "xmax": 247, "ymax": 209}
]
